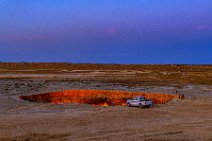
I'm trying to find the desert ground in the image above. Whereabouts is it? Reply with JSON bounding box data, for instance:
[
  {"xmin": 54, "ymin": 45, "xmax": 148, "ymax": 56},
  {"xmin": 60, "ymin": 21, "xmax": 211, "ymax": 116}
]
[{"xmin": 0, "ymin": 63, "xmax": 211, "ymax": 141}]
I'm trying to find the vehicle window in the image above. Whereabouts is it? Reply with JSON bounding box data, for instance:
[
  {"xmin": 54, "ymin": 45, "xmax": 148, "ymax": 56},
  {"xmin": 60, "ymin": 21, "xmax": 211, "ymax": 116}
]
[{"xmin": 139, "ymin": 97, "xmax": 146, "ymax": 101}]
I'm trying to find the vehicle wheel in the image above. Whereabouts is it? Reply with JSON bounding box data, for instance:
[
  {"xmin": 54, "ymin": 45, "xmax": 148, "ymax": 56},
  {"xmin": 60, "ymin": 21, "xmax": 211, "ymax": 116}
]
[
  {"xmin": 127, "ymin": 103, "xmax": 131, "ymax": 107},
  {"xmin": 139, "ymin": 103, "xmax": 143, "ymax": 108}
]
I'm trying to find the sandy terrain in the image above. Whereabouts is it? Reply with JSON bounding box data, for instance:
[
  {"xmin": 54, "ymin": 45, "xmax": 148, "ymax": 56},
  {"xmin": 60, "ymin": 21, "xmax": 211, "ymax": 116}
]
[{"xmin": 0, "ymin": 64, "xmax": 211, "ymax": 141}]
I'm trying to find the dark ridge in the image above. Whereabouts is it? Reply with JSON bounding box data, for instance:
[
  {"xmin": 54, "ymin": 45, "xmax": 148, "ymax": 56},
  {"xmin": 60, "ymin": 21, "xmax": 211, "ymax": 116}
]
[{"xmin": 0, "ymin": 62, "xmax": 211, "ymax": 71}]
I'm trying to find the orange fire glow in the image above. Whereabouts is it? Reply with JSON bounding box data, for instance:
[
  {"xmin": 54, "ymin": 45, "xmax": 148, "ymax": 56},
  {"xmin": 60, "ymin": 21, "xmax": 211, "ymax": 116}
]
[{"xmin": 19, "ymin": 90, "xmax": 183, "ymax": 106}]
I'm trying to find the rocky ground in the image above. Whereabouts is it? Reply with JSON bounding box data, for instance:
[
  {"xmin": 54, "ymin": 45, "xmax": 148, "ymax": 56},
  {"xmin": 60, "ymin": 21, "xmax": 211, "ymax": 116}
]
[{"xmin": 0, "ymin": 65, "xmax": 211, "ymax": 141}]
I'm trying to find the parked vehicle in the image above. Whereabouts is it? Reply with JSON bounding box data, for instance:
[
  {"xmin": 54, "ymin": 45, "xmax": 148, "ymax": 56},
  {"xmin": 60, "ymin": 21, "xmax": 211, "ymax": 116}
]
[{"xmin": 126, "ymin": 96, "xmax": 152, "ymax": 108}]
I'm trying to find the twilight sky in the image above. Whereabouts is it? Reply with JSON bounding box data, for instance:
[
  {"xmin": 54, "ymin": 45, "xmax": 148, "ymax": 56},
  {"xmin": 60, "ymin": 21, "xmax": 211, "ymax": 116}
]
[{"xmin": 0, "ymin": 0, "xmax": 212, "ymax": 64}]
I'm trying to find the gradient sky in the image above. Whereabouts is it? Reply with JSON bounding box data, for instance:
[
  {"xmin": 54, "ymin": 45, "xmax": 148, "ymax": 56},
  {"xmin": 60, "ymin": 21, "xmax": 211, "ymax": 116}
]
[{"xmin": 0, "ymin": 0, "xmax": 212, "ymax": 64}]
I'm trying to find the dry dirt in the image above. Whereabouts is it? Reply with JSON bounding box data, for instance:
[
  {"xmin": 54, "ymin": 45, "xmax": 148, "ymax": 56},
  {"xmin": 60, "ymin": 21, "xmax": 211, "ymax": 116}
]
[{"xmin": 0, "ymin": 64, "xmax": 211, "ymax": 141}]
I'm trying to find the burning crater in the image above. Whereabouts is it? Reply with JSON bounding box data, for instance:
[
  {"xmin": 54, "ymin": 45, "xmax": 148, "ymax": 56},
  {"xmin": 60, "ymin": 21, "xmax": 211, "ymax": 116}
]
[{"xmin": 19, "ymin": 90, "xmax": 184, "ymax": 106}]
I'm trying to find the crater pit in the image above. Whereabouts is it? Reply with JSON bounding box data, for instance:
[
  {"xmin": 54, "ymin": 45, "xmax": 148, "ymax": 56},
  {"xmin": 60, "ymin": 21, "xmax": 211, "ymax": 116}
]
[{"xmin": 19, "ymin": 90, "xmax": 184, "ymax": 106}]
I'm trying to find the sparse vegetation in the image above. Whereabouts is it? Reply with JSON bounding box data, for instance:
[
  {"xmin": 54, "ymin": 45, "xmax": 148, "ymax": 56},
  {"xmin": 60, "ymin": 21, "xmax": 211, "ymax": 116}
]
[{"xmin": 0, "ymin": 63, "xmax": 211, "ymax": 85}]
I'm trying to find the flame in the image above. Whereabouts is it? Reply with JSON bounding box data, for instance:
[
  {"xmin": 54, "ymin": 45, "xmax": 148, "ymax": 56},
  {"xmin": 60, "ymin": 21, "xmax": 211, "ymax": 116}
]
[
  {"xmin": 92, "ymin": 102, "xmax": 109, "ymax": 107},
  {"xmin": 19, "ymin": 90, "xmax": 183, "ymax": 106}
]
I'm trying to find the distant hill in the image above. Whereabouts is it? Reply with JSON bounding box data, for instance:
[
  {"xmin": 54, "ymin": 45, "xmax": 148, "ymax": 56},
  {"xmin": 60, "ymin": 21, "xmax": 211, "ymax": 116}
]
[{"xmin": 0, "ymin": 62, "xmax": 211, "ymax": 72}]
